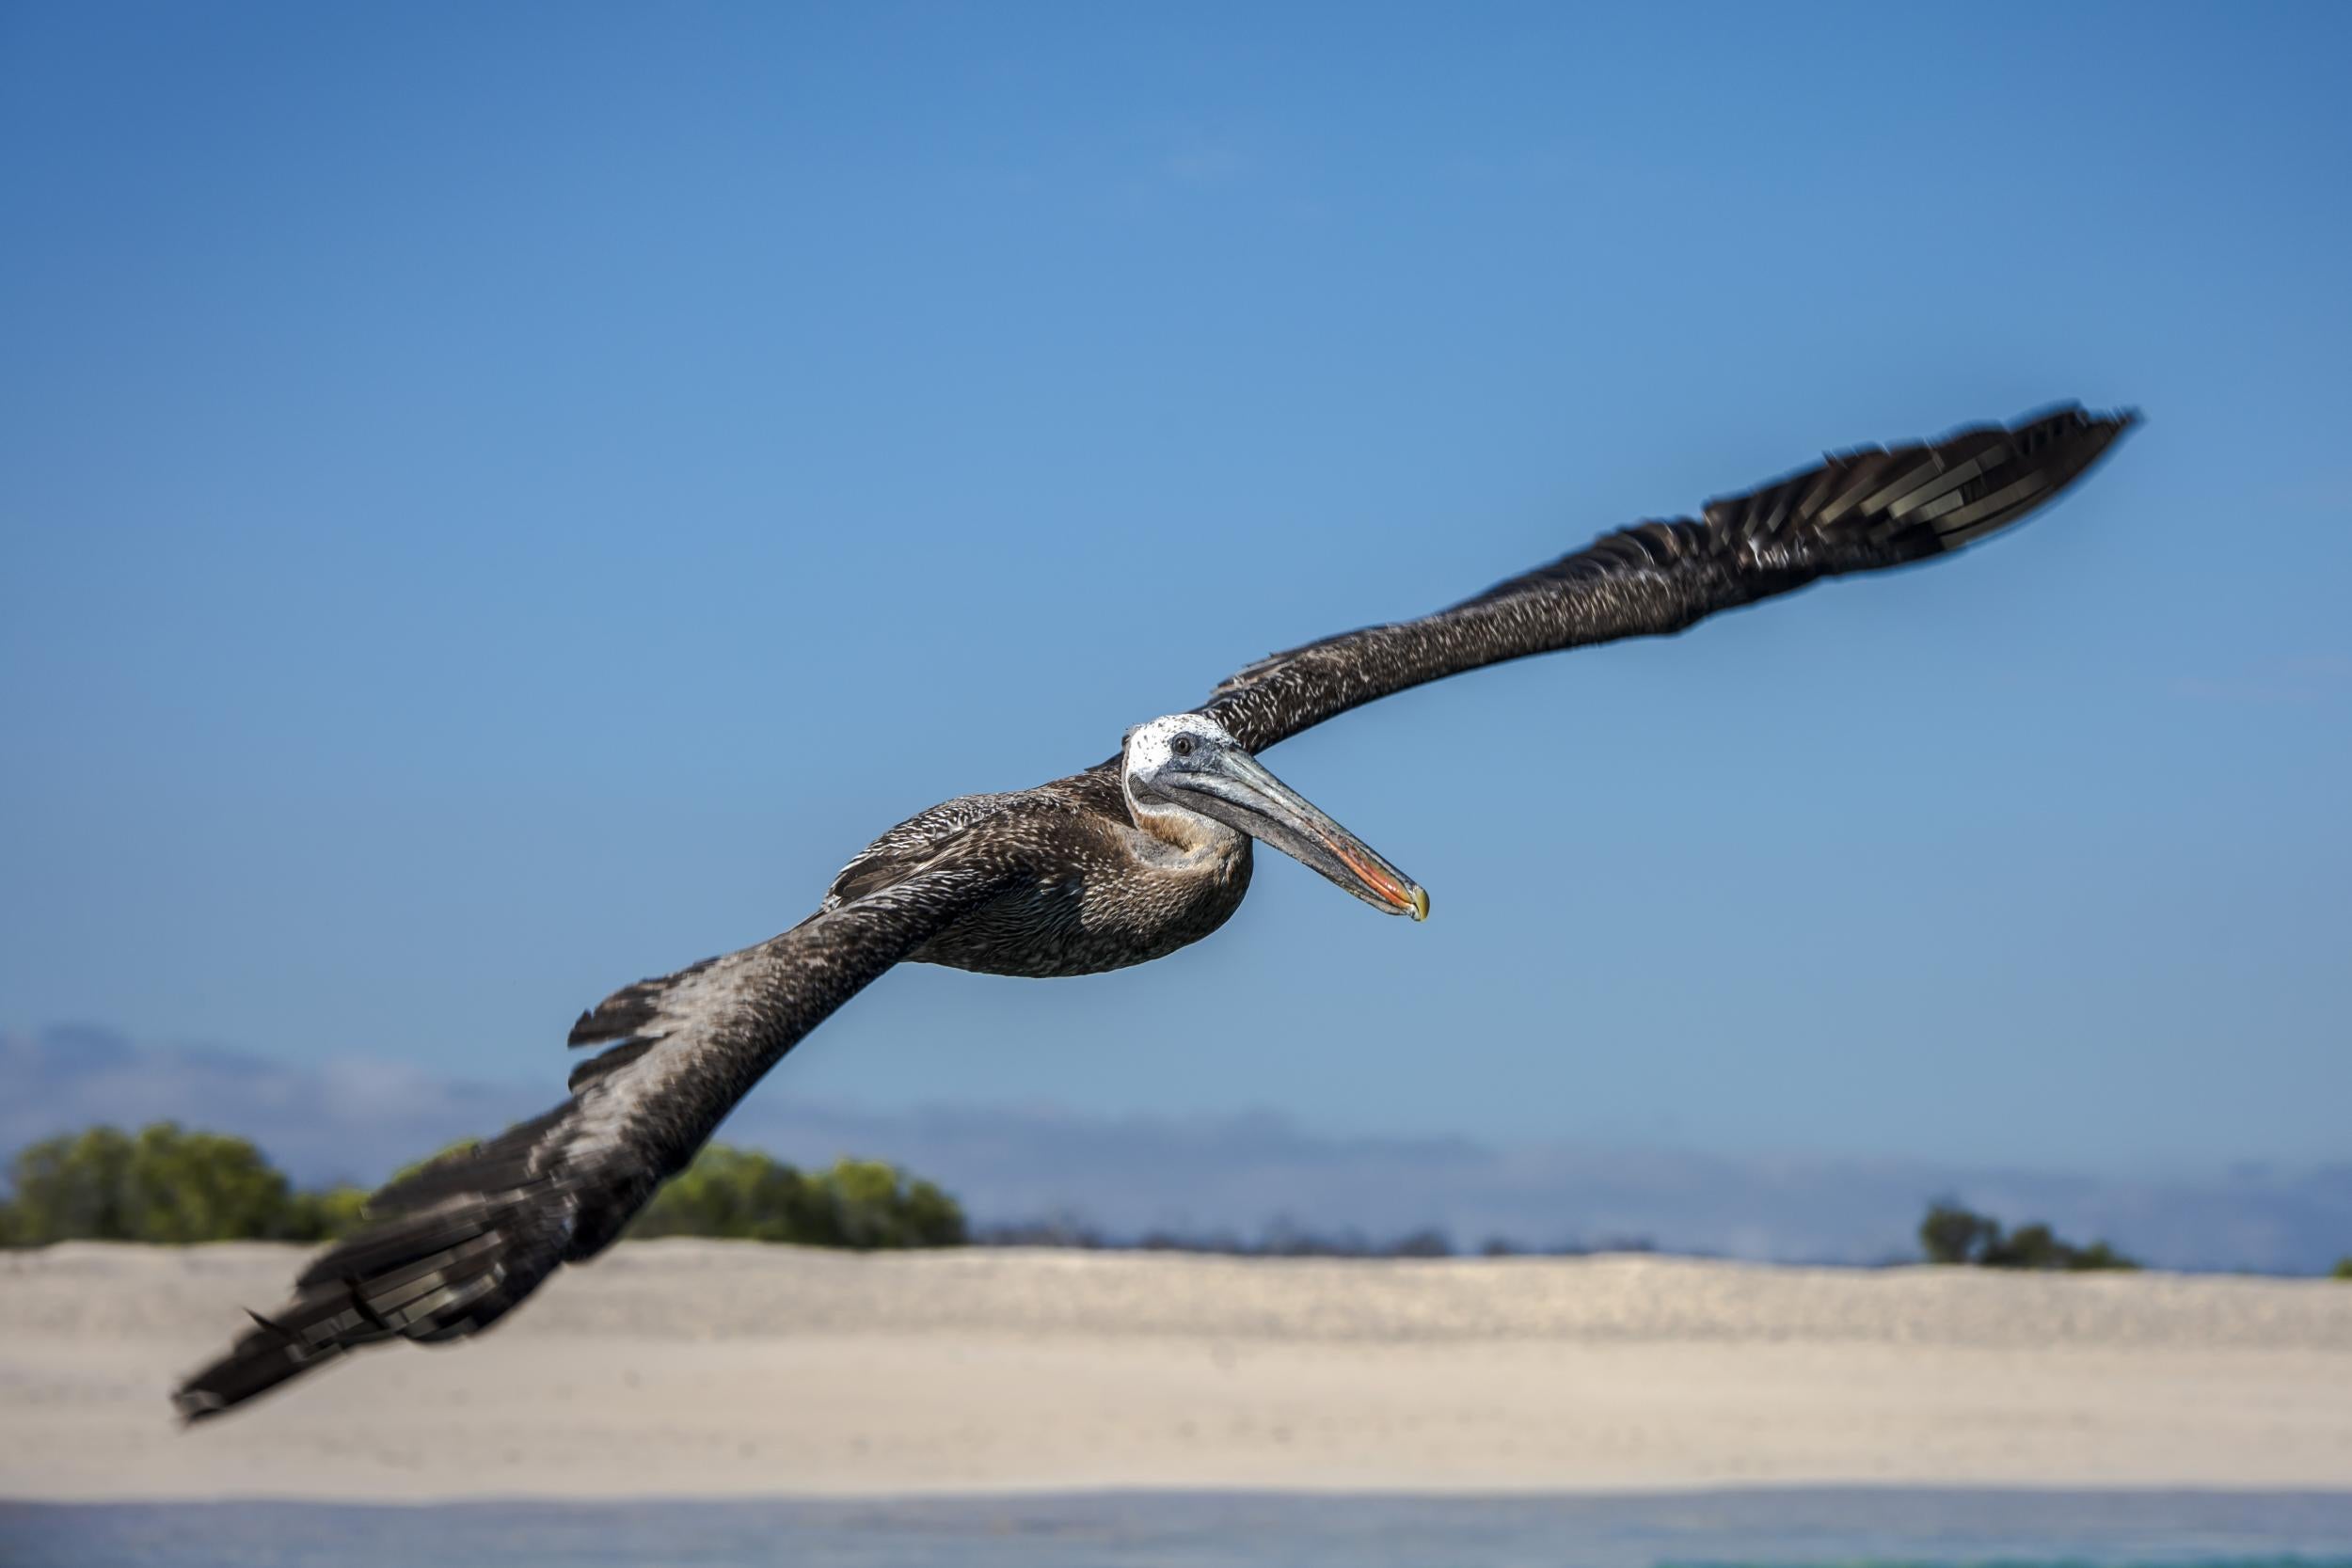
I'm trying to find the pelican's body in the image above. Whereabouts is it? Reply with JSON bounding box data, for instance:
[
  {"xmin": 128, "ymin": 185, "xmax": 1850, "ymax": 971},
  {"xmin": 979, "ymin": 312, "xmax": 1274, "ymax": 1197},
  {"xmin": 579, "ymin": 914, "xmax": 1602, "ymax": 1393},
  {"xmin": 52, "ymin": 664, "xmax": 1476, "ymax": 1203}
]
[
  {"xmin": 830, "ymin": 709, "xmax": 1429, "ymax": 978},
  {"xmin": 177, "ymin": 404, "xmax": 2134, "ymax": 1419},
  {"xmin": 824, "ymin": 773, "xmax": 1246, "ymax": 978},
  {"xmin": 877, "ymin": 776, "xmax": 1258, "ymax": 978}
]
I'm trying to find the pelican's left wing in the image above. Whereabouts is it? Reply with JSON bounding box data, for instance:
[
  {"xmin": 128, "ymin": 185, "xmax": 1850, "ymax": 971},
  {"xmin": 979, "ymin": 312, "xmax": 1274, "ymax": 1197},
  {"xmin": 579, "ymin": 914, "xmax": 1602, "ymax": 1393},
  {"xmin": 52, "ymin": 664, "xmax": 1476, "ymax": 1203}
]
[
  {"xmin": 1200, "ymin": 405, "xmax": 2135, "ymax": 754},
  {"xmin": 172, "ymin": 861, "xmax": 1017, "ymax": 1420}
]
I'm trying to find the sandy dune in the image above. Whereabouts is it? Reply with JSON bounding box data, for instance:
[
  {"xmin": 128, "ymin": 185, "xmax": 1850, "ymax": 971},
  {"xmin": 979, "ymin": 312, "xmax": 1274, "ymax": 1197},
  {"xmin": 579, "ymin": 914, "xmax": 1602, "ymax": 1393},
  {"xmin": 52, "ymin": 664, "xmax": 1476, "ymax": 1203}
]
[{"xmin": 5, "ymin": 1241, "xmax": 2349, "ymax": 1500}]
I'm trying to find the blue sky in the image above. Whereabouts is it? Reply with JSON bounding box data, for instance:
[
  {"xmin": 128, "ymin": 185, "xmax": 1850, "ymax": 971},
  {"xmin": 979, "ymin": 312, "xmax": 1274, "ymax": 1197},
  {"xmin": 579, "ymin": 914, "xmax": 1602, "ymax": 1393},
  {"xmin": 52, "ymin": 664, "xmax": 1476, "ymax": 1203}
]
[{"xmin": 4, "ymin": 4, "xmax": 2348, "ymax": 1190}]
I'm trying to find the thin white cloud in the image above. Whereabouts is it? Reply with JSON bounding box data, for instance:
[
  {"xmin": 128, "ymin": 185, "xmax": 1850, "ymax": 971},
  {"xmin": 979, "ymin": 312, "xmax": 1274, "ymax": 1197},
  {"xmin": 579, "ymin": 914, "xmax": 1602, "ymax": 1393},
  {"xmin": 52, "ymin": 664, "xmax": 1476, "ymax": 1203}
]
[
  {"xmin": 2171, "ymin": 652, "xmax": 2352, "ymax": 705},
  {"xmin": 1165, "ymin": 142, "xmax": 1248, "ymax": 186}
]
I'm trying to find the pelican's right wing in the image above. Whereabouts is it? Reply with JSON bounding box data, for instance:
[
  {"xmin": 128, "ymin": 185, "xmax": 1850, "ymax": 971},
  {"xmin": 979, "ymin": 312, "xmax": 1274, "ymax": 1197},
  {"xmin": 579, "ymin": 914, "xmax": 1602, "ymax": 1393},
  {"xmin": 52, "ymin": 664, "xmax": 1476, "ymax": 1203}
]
[
  {"xmin": 1200, "ymin": 405, "xmax": 2136, "ymax": 755},
  {"xmin": 172, "ymin": 860, "xmax": 1017, "ymax": 1420}
]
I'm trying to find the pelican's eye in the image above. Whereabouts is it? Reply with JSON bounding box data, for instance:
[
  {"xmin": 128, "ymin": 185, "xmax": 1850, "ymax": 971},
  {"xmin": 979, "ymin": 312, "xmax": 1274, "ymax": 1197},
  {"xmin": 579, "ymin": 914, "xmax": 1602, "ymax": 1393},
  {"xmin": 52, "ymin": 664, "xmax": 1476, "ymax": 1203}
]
[{"xmin": 1170, "ymin": 735, "xmax": 1196, "ymax": 758}]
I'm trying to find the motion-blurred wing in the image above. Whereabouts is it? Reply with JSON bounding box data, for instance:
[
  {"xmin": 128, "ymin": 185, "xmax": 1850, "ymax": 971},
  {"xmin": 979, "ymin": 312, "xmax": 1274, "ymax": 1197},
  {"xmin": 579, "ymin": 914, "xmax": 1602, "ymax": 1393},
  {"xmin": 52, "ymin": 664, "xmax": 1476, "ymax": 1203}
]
[
  {"xmin": 1200, "ymin": 405, "xmax": 2136, "ymax": 754},
  {"xmin": 172, "ymin": 861, "xmax": 1016, "ymax": 1419}
]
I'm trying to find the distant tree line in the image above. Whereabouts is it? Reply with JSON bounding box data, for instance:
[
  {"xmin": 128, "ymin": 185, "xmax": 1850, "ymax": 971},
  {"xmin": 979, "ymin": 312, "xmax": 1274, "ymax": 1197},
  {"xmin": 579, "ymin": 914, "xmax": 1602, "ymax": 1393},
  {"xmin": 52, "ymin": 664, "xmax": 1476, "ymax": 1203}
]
[
  {"xmin": 0, "ymin": 1123, "xmax": 962, "ymax": 1250},
  {"xmin": 0, "ymin": 1125, "xmax": 363, "ymax": 1247},
  {"xmin": 16, "ymin": 1124, "xmax": 2345, "ymax": 1275},
  {"xmin": 975, "ymin": 1214, "xmax": 1657, "ymax": 1259},
  {"xmin": 3, "ymin": 1122, "xmax": 1659, "ymax": 1260},
  {"xmin": 630, "ymin": 1144, "xmax": 964, "ymax": 1248},
  {"xmin": 1917, "ymin": 1199, "xmax": 2137, "ymax": 1271}
]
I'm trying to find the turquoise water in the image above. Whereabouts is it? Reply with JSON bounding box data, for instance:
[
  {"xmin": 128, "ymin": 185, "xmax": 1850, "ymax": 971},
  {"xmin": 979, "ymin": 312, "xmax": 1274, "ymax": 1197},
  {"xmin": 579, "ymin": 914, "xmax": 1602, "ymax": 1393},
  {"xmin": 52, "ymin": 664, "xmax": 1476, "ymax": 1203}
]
[{"xmin": 5, "ymin": 1491, "xmax": 2349, "ymax": 1568}]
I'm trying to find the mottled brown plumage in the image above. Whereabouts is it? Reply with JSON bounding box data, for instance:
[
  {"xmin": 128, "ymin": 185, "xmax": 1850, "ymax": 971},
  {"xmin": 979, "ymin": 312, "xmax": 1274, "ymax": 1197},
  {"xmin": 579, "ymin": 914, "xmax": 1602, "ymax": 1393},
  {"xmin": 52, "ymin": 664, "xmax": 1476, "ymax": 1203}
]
[
  {"xmin": 823, "ymin": 766, "xmax": 1252, "ymax": 977},
  {"xmin": 175, "ymin": 404, "xmax": 2134, "ymax": 1419}
]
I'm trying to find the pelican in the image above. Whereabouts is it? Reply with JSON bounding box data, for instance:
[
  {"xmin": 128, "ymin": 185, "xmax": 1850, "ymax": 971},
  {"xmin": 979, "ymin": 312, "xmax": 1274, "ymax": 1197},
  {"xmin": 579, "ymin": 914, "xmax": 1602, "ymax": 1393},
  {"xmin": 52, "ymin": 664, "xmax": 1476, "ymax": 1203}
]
[{"xmin": 176, "ymin": 404, "xmax": 2135, "ymax": 1417}]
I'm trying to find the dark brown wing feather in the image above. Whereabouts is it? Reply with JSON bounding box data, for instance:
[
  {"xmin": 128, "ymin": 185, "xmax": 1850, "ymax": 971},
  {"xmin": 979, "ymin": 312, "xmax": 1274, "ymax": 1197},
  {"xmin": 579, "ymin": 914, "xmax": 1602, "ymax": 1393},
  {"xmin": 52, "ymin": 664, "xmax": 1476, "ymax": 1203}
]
[
  {"xmin": 171, "ymin": 861, "xmax": 1020, "ymax": 1420},
  {"xmin": 1200, "ymin": 405, "xmax": 2136, "ymax": 754}
]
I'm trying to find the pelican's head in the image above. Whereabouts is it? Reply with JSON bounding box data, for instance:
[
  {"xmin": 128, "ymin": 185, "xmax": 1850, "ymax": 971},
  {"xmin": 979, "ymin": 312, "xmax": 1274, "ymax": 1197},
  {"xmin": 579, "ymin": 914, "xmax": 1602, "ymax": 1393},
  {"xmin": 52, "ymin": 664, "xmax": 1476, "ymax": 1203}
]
[{"xmin": 1120, "ymin": 714, "xmax": 1429, "ymax": 920}]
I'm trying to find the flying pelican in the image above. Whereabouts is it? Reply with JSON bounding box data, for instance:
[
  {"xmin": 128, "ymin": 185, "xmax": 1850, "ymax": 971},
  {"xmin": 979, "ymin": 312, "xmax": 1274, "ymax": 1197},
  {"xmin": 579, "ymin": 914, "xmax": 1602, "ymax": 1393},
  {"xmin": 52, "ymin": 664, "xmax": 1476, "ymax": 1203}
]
[{"xmin": 175, "ymin": 404, "xmax": 2135, "ymax": 1418}]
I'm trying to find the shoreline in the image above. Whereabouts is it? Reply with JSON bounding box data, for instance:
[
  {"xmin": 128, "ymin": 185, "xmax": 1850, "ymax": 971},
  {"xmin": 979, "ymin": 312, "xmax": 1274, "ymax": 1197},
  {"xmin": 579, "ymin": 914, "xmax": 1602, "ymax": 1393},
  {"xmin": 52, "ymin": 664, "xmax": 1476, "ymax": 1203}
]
[
  {"xmin": 16, "ymin": 1491, "xmax": 2352, "ymax": 1568},
  {"xmin": 7, "ymin": 1242, "xmax": 2350, "ymax": 1502}
]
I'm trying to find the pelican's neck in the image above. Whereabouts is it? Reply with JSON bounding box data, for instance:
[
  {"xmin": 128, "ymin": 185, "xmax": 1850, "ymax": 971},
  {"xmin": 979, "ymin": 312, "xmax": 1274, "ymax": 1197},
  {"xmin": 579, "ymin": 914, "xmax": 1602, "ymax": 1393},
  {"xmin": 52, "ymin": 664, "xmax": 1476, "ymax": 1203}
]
[{"xmin": 1122, "ymin": 766, "xmax": 1244, "ymax": 859}]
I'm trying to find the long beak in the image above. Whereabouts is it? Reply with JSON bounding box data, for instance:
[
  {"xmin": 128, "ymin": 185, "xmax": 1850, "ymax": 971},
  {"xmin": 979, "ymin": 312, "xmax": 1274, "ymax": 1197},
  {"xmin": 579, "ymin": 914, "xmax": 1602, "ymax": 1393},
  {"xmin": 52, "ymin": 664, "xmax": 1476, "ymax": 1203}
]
[{"xmin": 1166, "ymin": 747, "xmax": 1429, "ymax": 920}]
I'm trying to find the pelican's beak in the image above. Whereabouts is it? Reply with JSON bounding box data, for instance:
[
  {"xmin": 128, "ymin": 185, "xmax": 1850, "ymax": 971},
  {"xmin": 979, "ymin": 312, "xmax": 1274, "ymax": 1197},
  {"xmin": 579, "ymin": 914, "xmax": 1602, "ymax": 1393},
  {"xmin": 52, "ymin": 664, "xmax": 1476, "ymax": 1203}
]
[{"xmin": 1165, "ymin": 744, "xmax": 1429, "ymax": 920}]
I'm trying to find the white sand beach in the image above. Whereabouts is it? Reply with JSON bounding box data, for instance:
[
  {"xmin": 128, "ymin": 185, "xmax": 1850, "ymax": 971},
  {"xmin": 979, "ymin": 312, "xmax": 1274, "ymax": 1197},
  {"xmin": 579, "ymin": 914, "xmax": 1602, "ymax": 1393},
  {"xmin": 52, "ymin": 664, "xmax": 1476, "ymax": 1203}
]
[{"xmin": 4, "ymin": 1241, "xmax": 2349, "ymax": 1500}]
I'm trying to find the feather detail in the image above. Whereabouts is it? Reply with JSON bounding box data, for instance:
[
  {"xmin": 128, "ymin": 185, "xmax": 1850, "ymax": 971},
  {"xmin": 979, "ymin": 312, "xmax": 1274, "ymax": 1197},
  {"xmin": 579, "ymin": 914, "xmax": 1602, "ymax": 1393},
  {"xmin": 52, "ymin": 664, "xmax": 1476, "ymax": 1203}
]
[
  {"xmin": 172, "ymin": 863, "xmax": 1019, "ymax": 1421},
  {"xmin": 1202, "ymin": 405, "xmax": 2136, "ymax": 753}
]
